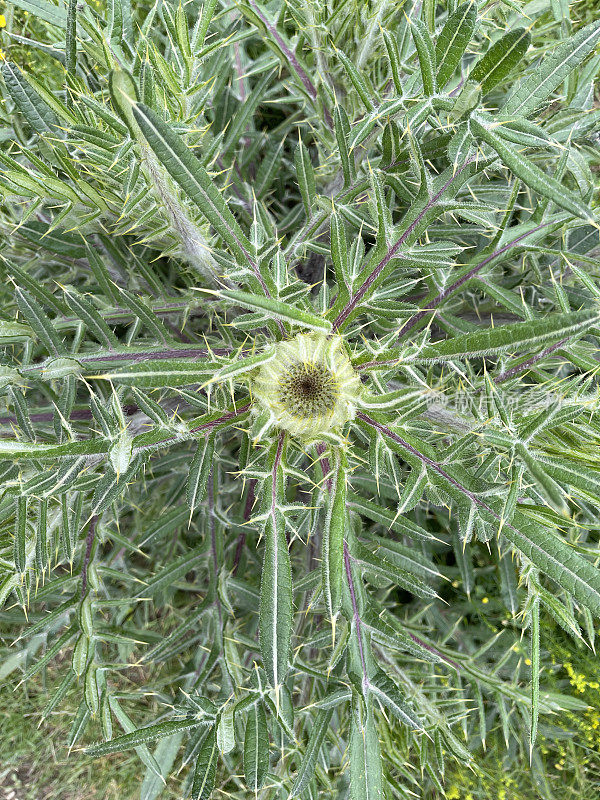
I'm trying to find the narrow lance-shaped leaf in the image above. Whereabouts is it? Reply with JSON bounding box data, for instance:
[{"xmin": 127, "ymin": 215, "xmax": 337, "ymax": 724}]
[
  {"xmin": 1, "ymin": 61, "xmax": 60, "ymax": 133},
  {"xmin": 86, "ymin": 718, "xmax": 208, "ymax": 757},
  {"xmin": 290, "ymin": 708, "xmax": 334, "ymax": 797},
  {"xmin": 9, "ymin": 0, "xmax": 67, "ymax": 26},
  {"xmin": 108, "ymin": 698, "xmax": 164, "ymax": 781},
  {"xmin": 349, "ymin": 692, "xmax": 383, "ymax": 800},
  {"xmin": 15, "ymin": 287, "xmax": 63, "ymax": 355},
  {"xmin": 191, "ymin": 726, "xmax": 219, "ymax": 800},
  {"xmin": 409, "ymin": 17, "xmax": 437, "ymax": 95},
  {"xmin": 259, "ymin": 434, "xmax": 292, "ymax": 689},
  {"xmin": 322, "ymin": 451, "xmax": 346, "ymax": 619},
  {"xmin": 187, "ymin": 434, "xmax": 216, "ymax": 512},
  {"xmin": 131, "ymin": 103, "xmax": 254, "ymax": 265},
  {"xmin": 369, "ymin": 670, "xmax": 423, "ymax": 730},
  {"xmin": 470, "ymin": 116, "xmax": 593, "ymax": 223},
  {"xmin": 504, "ymin": 19, "xmax": 600, "ymax": 116},
  {"xmin": 202, "ymin": 288, "xmax": 332, "ymax": 333},
  {"xmin": 244, "ymin": 700, "xmax": 269, "ymax": 793},
  {"xmin": 336, "ymin": 48, "xmax": 375, "ymax": 111},
  {"xmin": 530, "ymin": 594, "xmax": 540, "ymax": 755},
  {"xmin": 435, "ymin": 1, "xmax": 477, "ymax": 88},
  {"xmin": 405, "ymin": 309, "xmax": 600, "ymax": 364},
  {"xmin": 469, "ymin": 28, "xmax": 531, "ymax": 93},
  {"xmin": 294, "ymin": 140, "xmax": 316, "ymax": 219}
]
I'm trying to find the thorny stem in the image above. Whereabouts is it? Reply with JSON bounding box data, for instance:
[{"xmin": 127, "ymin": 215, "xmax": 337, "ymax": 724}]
[
  {"xmin": 333, "ymin": 159, "xmax": 475, "ymax": 330},
  {"xmin": 395, "ymin": 222, "xmax": 551, "ymax": 342},
  {"xmin": 135, "ymin": 403, "xmax": 251, "ymax": 452},
  {"xmin": 246, "ymin": 0, "xmax": 333, "ymax": 128},
  {"xmin": 343, "ymin": 539, "xmax": 369, "ymax": 690},
  {"xmin": 316, "ymin": 442, "xmax": 332, "ymax": 492},
  {"xmin": 18, "ymin": 346, "xmax": 234, "ymax": 371},
  {"xmin": 357, "ymin": 412, "xmax": 525, "ymax": 540},
  {"xmin": 494, "ymin": 339, "xmax": 567, "ymax": 384},
  {"xmin": 408, "ymin": 632, "xmax": 461, "ymax": 671}
]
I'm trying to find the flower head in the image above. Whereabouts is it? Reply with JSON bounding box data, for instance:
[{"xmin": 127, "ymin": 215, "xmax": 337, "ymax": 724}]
[{"xmin": 251, "ymin": 332, "xmax": 361, "ymax": 439}]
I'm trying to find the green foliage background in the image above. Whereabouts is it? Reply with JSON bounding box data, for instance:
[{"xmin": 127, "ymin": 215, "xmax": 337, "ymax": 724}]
[{"xmin": 0, "ymin": 0, "xmax": 600, "ymax": 797}]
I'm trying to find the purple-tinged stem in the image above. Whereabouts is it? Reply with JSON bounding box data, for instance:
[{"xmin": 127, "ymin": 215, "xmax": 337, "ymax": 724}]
[
  {"xmin": 246, "ymin": 0, "xmax": 333, "ymax": 128},
  {"xmin": 357, "ymin": 412, "xmax": 513, "ymax": 534},
  {"xmin": 395, "ymin": 222, "xmax": 551, "ymax": 342},
  {"xmin": 333, "ymin": 160, "xmax": 474, "ymax": 330},
  {"xmin": 408, "ymin": 632, "xmax": 461, "ymax": 670},
  {"xmin": 494, "ymin": 339, "xmax": 567, "ymax": 384},
  {"xmin": 316, "ymin": 442, "xmax": 332, "ymax": 492}
]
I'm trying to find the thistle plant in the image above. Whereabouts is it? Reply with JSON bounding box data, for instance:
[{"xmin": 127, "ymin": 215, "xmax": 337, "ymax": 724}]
[{"xmin": 1, "ymin": 0, "xmax": 600, "ymax": 798}]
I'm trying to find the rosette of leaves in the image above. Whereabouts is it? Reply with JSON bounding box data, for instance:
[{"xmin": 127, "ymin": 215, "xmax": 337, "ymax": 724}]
[{"xmin": 0, "ymin": 0, "xmax": 599, "ymax": 798}]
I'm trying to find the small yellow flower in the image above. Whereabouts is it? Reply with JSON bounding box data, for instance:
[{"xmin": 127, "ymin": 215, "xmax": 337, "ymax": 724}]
[
  {"xmin": 0, "ymin": 14, "xmax": 6, "ymax": 27},
  {"xmin": 251, "ymin": 332, "xmax": 361, "ymax": 440},
  {"xmin": 0, "ymin": 49, "xmax": 5, "ymax": 61},
  {"xmin": 446, "ymin": 788, "xmax": 460, "ymax": 800},
  {"xmin": 481, "ymin": 596, "xmax": 489, "ymax": 604}
]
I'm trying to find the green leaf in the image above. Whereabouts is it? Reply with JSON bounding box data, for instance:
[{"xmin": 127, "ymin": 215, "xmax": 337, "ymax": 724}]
[
  {"xmin": 132, "ymin": 103, "xmax": 254, "ymax": 265},
  {"xmin": 407, "ymin": 309, "xmax": 600, "ymax": 364},
  {"xmin": 136, "ymin": 545, "xmax": 207, "ymax": 598},
  {"xmin": 15, "ymin": 287, "xmax": 64, "ymax": 355},
  {"xmin": 435, "ymin": 2, "xmax": 477, "ymax": 88},
  {"xmin": 530, "ymin": 596, "xmax": 540, "ymax": 753},
  {"xmin": 191, "ymin": 726, "xmax": 219, "ymax": 800},
  {"xmin": 0, "ymin": 320, "xmax": 34, "ymax": 343},
  {"xmin": 86, "ymin": 718, "xmax": 204, "ymax": 757},
  {"xmin": 63, "ymin": 288, "xmax": 119, "ymax": 348},
  {"xmin": 186, "ymin": 435, "xmax": 216, "ymax": 512},
  {"xmin": 322, "ymin": 453, "xmax": 346, "ymax": 619},
  {"xmin": 349, "ymin": 693, "xmax": 383, "ymax": 800},
  {"xmin": 353, "ymin": 541, "xmax": 438, "ymax": 600},
  {"xmin": 330, "ymin": 212, "xmax": 350, "ymax": 302},
  {"xmin": 87, "ymin": 360, "xmax": 213, "ymax": 388},
  {"xmin": 244, "ymin": 700, "xmax": 269, "ymax": 793},
  {"xmin": 505, "ymin": 511, "xmax": 600, "ymax": 619},
  {"xmin": 9, "ymin": 0, "xmax": 67, "ymax": 26},
  {"xmin": 140, "ymin": 733, "xmax": 184, "ymax": 800},
  {"xmin": 207, "ymin": 288, "xmax": 332, "ymax": 332},
  {"xmin": 504, "ymin": 19, "xmax": 600, "ymax": 116},
  {"xmin": 347, "ymin": 492, "xmax": 436, "ymax": 542},
  {"xmin": 290, "ymin": 708, "xmax": 333, "ymax": 797},
  {"xmin": 409, "ymin": 17, "xmax": 437, "ymax": 95},
  {"xmin": 337, "ymin": 49, "xmax": 375, "ymax": 111},
  {"xmin": 369, "ymin": 670, "xmax": 423, "ymax": 730},
  {"xmin": 1, "ymin": 61, "xmax": 60, "ymax": 133},
  {"xmin": 259, "ymin": 437, "xmax": 292, "ymax": 689},
  {"xmin": 470, "ymin": 115, "xmax": 593, "ymax": 222},
  {"xmin": 470, "ymin": 28, "xmax": 531, "ymax": 93},
  {"xmin": 361, "ymin": 607, "xmax": 441, "ymax": 662},
  {"xmin": 294, "ymin": 140, "xmax": 316, "ymax": 219},
  {"xmin": 108, "ymin": 698, "xmax": 164, "ymax": 781}
]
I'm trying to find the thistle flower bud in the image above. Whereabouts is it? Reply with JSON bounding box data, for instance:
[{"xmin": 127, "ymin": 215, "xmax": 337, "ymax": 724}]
[{"xmin": 251, "ymin": 332, "xmax": 361, "ymax": 439}]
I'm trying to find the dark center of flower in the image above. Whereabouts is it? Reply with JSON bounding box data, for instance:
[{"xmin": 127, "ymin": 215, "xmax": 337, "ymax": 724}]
[{"xmin": 278, "ymin": 362, "xmax": 339, "ymax": 418}]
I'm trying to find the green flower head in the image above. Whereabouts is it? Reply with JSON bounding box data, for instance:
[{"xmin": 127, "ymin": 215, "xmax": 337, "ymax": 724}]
[{"xmin": 251, "ymin": 332, "xmax": 362, "ymax": 439}]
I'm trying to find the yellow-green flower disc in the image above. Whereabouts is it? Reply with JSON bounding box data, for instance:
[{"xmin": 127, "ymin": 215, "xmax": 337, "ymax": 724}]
[{"xmin": 251, "ymin": 332, "xmax": 362, "ymax": 439}]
